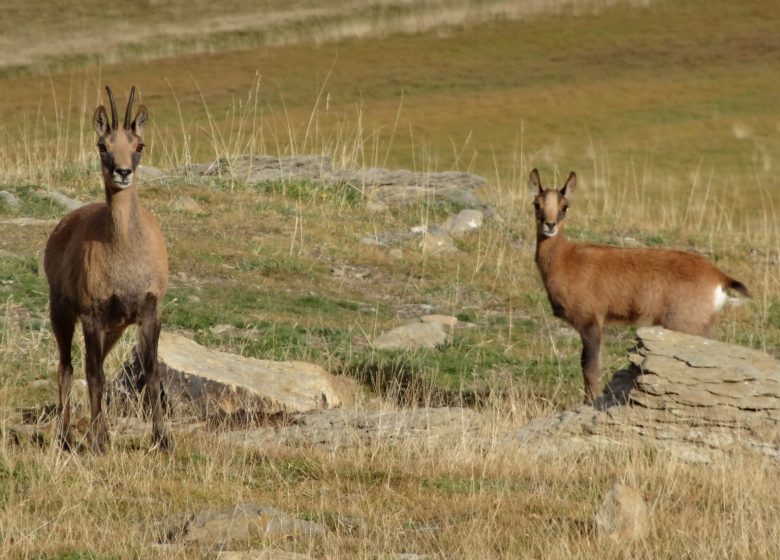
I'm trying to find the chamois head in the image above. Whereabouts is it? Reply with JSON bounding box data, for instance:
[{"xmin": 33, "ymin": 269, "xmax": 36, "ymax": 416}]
[
  {"xmin": 530, "ymin": 169, "xmax": 577, "ymax": 238},
  {"xmin": 93, "ymin": 86, "xmax": 148, "ymax": 190}
]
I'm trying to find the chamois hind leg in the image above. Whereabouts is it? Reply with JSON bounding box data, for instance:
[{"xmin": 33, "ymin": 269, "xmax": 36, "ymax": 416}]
[
  {"xmin": 51, "ymin": 300, "xmax": 76, "ymax": 451},
  {"xmin": 82, "ymin": 319, "xmax": 109, "ymax": 453},
  {"xmin": 138, "ymin": 294, "xmax": 168, "ymax": 450},
  {"xmin": 102, "ymin": 328, "xmax": 124, "ymax": 360},
  {"xmin": 579, "ymin": 322, "xmax": 603, "ymax": 405}
]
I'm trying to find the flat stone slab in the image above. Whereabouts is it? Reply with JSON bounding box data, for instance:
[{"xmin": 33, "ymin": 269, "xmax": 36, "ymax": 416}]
[
  {"xmin": 182, "ymin": 503, "xmax": 327, "ymax": 547},
  {"xmin": 179, "ymin": 154, "xmax": 487, "ymax": 209},
  {"xmin": 372, "ymin": 321, "xmax": 447, "ymax": 350},
  {"xmin": 513, "ymin": 327, "xmax": 780, "ymax": 463},
  {"xmin": 116, "ymin": 333, "xmax": 344, "ymax": 419},
  {"xmin": 221, "ymin": 407, "xmax": 482, "ymax": 451}
]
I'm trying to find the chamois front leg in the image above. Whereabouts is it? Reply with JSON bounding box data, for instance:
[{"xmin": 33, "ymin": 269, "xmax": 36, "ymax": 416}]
[
  {"xmin": 138, "ymin": 295, "xmax": 169, "ymax": 450},
  {"xmin": 51, "ymin": 302, "xmax": 76, "ymax": 451},
  {"xmin": 579, "ymin": 322, "xmax": 603, "ymax": 405},
  {"xmin": 82, "ymin": 320, "xmax": 110, "ymax": 453}
]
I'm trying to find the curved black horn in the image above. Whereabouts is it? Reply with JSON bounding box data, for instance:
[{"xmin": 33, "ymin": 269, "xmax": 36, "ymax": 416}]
[
  {"xmin": 105, "ymin": 86, "xmax": 118, "ymax": 130},
  {"xmin": 124, "ymin": 86, "xmax": 136, "ymax": 129}
]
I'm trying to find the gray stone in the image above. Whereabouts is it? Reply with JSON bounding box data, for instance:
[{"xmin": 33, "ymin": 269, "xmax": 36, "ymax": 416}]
[
  {"xmin": 172, "ymin": 195, "xmax": 202, "ymax": 213},
  {"xmin": 183, "ymin": 503, "xmax": 327, "ymax": 547},
  {"xmin": 32, "ymin": 189, "xmax": 83, "ymax": 211},
  {"xmin": 69, "ymin": 379, "xmax": 89, "ymax": 414},
  {"xmin": 116, "ymin": 332, "xmax": 345, "ymax": 419},
  {"xmin": 373, "ymin": 321, "xmax": 447, "ymax": 351},
  {"xmin": 418, "ymin": 227, "xmax": 456, "ymax": 254},
  {"xmin": 0, "ymin": 190, "xmax": 19, "ymax": 209},
  {"xmin": 0, "ymin": 217, "xmax": 58, "ymax": 226},
  {"xmin": 217, "ymin": 552, "xmax": 314, "ymax": 560},
  {"xmin": 513, "ymin": 327, "xmax": 780, "ymax": 462},
  {"xmin": 209, "ymin": 324, "xmax": 236, "ymax": 335},
  {"xmin": 594, "ymin": 482, "xmax": 650, "ymax": 541},
  {"xmin": 136, "ymin": 165, "xmax": 167, "ymax": 182},
  {"xmin": 221, "ymin": 407, "xmax": 481, "ymax": 451},
  {"xmin": 331, "ymin": 264, "xmax": 372, "ymax": 279},
  {"xmin": 440, "ymin": 209, "xmax": 483, "ymax": 237},
  {"xmin": 182, "ymin": 154, "xmax": 488, "ymax": 209},
  {"xmin": 420, "ymin": 314, "xmax": 458, "ymax": 328}
]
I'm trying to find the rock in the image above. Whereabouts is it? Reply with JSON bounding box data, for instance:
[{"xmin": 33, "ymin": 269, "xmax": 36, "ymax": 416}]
[
  {"xmin": 620, "ymin": 237, "xmax": 644, "ymax": 248},
  {"xmin": 418, "ymin": 227, "xmax": 456, "ymax": 254},
  {"xmin": 594, "ymin": 482, "xmax": 650, "ymax": 541},
  {"xmin": 330, "ymin": 264, "xmax": 372, "ymax": 279},
  {"xmin": 440, "ymin": 209, "xmax": 483, "ymax": 237},
  {"xmin": 209, "ymin": 324, "xmax": 235, "ymax": 335},
  {"xmin": 182, "ymin": 155, "xmax": 488, "ymax": 209},
  {"xmin": 172, "ymin": 195, "xmax": 202, "ymax": 213},
  {"xmin": 221, "ymin": 407, "xmax": 481, "ymax": 451},
  {"xmin": 217, "ymin": 552, "xmax": 314, "ymax": 560},
  {"xmin": 69, "ymin": 379, "xmax": 89, "ymax": 414},
  {"xmin": 182, "ymin": 503, "xmax": 327, "ymax": 547},
  {"xmin": 0, "ymin": 217, "xmax": 59, "ymax": 227},
  {"xmin": 0, "ymin": 190, "xmax": 20, "ymax": 209},
  {"xmin": 513, "ymin": 327, "xmax": 780, "ymax": 461},
  {"xmin": 389, "ymin": 248, "xmax": 404, "ymax": 259},
  {"xmin": 116, "ymin": 332, "xmax": 345, "ymax": 420},
  {"xmin": 420, "ymin": 314, "xmax": 458, "ymax": 328},
  {"xmin": 32, "ymin": 189, "xmax": 83, "ymax": 211},
  {"xmin": 373, "ymin": 321, "xmax": 447, "ymax": 351},
  {"xmin": 136, "ymin": 165, "xmax": 167, "ymax": 182},
  {"xmin": 341, "ymin": 168, "xmax": 485, "ymax": 209}
]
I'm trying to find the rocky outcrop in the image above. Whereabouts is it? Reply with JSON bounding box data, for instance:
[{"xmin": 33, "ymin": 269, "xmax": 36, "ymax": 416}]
[
  {"xmin": 594, "ymin": 482, "xmax": 650, "ymax": 542},
  {"xmin": 179, "ymin": 154, "xmax": 487, "ymax": 210},
  {"xmin": 0, "ymin": 190, "xmax": 19, "ymax": 209},
  {"xmin": 372, "ymin": 319, "xmax": 451, "ymax": 351},
  {"xmin": 181, "ymin": 503, "xmax": 327, "ymax": 547},
  {"xmin": 115, "ymin": 332, "xmax": 346, "ymax": 420},
  {"xmin": 514, "ymin": 327, "xmax": 780, "ymax": 463},
  {"xmin": 221, "ymin": 407, "xmax": 481, "ymax": 451},
  {"xmin": 32, "ymin": 189, "xmax": 83, "ymax": 211}
]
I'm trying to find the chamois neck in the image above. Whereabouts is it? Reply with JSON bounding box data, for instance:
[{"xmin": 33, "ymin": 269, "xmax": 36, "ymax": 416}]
[
  {"xmin": 535, "ymin": 225, "xmax": 568, "ymax": 278},
  {"xmin": 105, "ymin": 183, "xmax": 141, "ymax": 243}
]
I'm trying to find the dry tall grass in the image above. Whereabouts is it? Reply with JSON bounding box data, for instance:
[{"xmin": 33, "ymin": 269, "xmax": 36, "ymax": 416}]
[{"xmin": 1, "ymin": 82, "xmax": 778, "ymax": 557}]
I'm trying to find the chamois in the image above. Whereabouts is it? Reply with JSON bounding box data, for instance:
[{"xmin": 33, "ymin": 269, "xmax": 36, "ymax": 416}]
[
  {"xmin": 44, "ymin": 86, "xmax": 169, "ymax": 451},
  {"xmin": 531, "ymin": 169, "xmax": 749, "ymax": 404}
]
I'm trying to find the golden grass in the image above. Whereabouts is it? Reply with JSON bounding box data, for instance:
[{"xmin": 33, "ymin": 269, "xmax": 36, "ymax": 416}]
[{"xmin": 2, "ymin": 1, "xmax": 780, "ymax": 557}]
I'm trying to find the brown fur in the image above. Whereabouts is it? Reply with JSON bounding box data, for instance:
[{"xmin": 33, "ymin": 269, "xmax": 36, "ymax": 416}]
[
  {"xmin": 530, "ymin": 169, "xmax": 749, "ymax": 404},
  {"xmin": 44, "ymin": 86, "xmax": 169, "ymax": 452}
]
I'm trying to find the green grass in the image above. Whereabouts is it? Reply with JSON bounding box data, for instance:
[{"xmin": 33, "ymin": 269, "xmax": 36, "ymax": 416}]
[{"xmin": 1, "ymin": 1, "xmax": 779, "ymax": 557}]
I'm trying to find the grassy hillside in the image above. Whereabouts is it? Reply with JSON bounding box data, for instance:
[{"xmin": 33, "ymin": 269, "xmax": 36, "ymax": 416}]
[{"xmin": 1, "ymin": 0, "xmax": 780, "ymax": 557}]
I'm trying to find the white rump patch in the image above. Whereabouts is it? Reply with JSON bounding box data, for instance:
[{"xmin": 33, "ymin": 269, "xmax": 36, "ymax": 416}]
[{"xmin": 713, "ymin": 286, "xmax": 727, "ymax": 311}]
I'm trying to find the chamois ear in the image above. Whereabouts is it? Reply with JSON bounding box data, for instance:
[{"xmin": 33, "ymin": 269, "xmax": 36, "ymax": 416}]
[
  {"xmin": 132, "ymin": 105, "xmax": 148, "ymax": 136},
  {"xmin": 529, "ymin": 168, "xmax": 543, "ymax": 196},
  {"xmin": 93, "ymin": 105, "xmax": 110, "ymax": 136},
  {"xmin": 561, "ymin": 171, "xmax": 577, "ymax": 198}
]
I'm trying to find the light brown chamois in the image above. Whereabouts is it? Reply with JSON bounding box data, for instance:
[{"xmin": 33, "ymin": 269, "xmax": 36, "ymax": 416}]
[
  {"xmin": 531, "ymin": 169, "xmax": 750, "ymax": 404},
  {"xmin": 44, "ymin": 86, "xmax": 169, "ymax": 451}
]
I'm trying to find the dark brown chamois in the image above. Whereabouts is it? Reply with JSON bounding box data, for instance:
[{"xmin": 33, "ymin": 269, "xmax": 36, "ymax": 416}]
[
  {"xmin": 44, "ymin": 86, "xmax": 169, "ymax": 451},
  {"xmin": 531, "ymin": 169, "xmax": 750, "ymax": 404}
]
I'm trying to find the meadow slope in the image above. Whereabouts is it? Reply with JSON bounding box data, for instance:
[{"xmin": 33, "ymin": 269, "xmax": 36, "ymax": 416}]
[{"xmin": 1, "ymin": 0, "xmax": 780, "ymax": 557}]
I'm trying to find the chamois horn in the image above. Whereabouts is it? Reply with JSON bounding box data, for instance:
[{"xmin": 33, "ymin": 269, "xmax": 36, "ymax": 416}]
[{"xmin": 124, "ymin": 86, "xmax": 136, "ymax": 129}]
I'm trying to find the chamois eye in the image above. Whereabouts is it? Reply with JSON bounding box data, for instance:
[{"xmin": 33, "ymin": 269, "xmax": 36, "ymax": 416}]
[
  {"xmin": 562, "ymin": 205, "xmax": 568, "ymax": 214},
  {"xmin": 136, "ymin": 143, "xmax": 145, "ymax": 153},
  {"xmin": 97, "ymin": 143, "xmax": 107, "ymax": 153}
]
